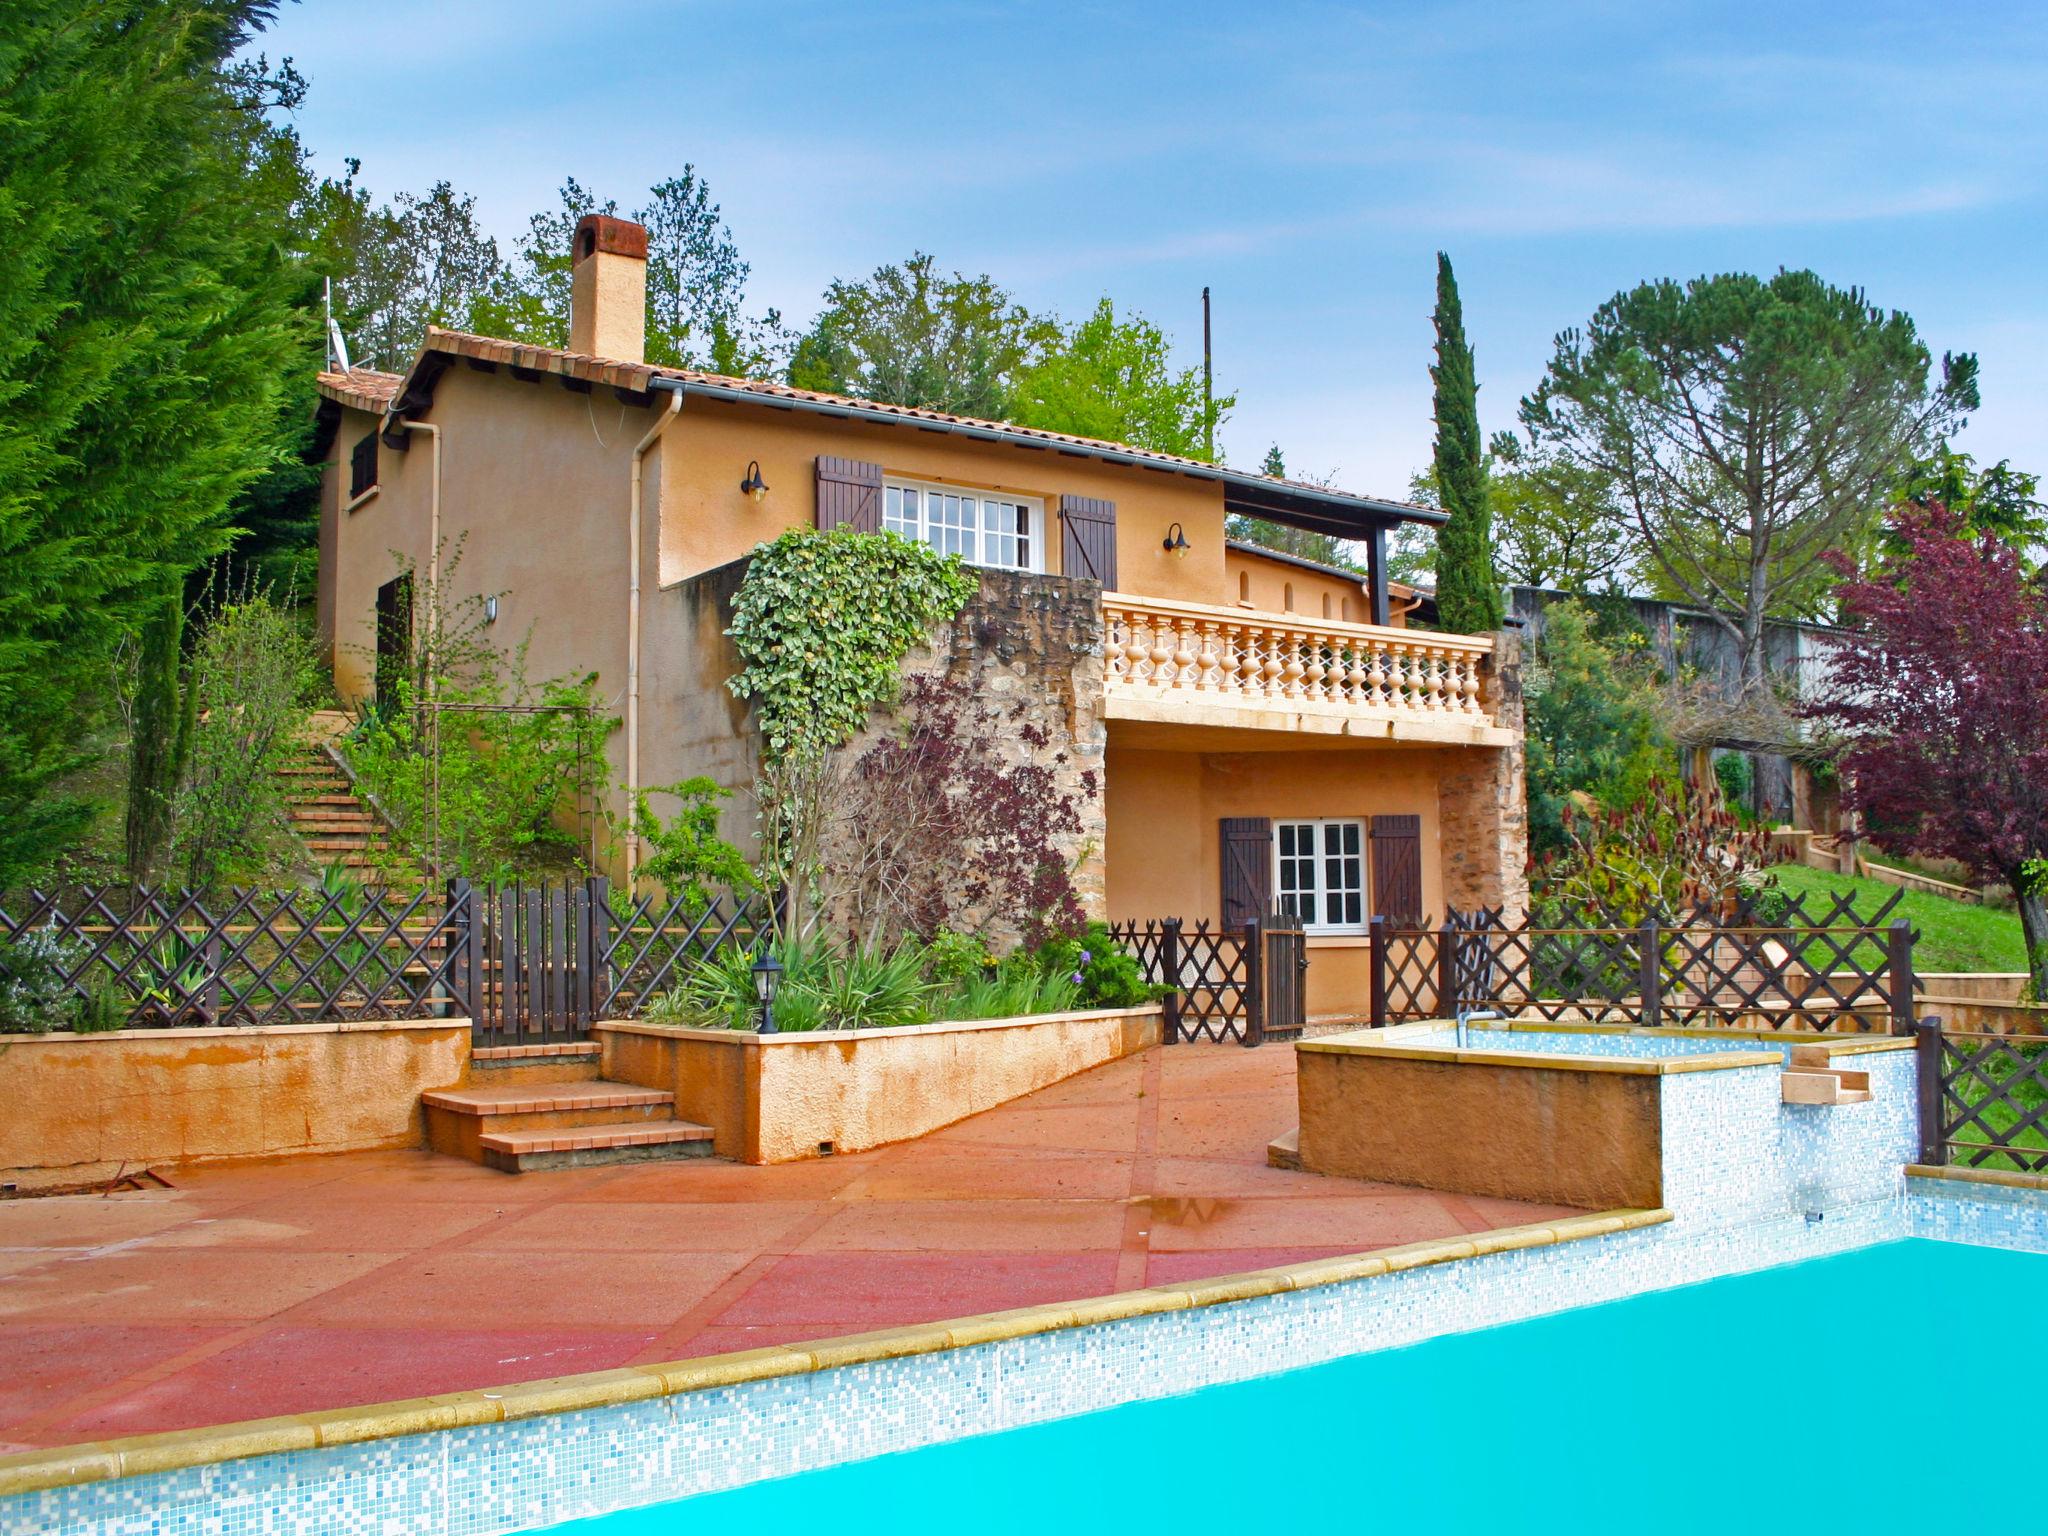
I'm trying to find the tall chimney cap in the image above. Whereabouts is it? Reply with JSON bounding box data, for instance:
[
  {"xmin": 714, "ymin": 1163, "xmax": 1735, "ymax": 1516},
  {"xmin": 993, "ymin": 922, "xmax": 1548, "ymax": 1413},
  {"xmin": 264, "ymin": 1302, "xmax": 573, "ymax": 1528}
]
[{"xmin": 574, "ymin": 214, "xmax": 648, "ymax": 263}]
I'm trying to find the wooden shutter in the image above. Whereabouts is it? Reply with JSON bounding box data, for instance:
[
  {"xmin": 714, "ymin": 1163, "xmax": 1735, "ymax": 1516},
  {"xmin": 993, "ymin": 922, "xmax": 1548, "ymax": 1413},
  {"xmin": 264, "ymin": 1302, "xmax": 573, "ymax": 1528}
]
[
  {"xmin": 1059, "ymin": 494, "xmax": 1118, "ymax": 588},
  {"xmin": 816, "ymin": 456, "xmax": 883, "ymax": 532},
  {"xmin": 1219, "ymin": 817, "xmax": 1273, "ymax": 929},
  {"xmin": 1370, "ymin": 814, "xmax": 1424, "ymax": 924}
]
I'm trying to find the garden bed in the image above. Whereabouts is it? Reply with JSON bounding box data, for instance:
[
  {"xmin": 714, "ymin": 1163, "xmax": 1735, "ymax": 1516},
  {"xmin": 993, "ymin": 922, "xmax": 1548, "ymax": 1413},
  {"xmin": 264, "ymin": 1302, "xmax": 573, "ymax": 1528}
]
[{"xmin": 596, "ymin": 1004, "xmax": 1163, "ymax": 1163}]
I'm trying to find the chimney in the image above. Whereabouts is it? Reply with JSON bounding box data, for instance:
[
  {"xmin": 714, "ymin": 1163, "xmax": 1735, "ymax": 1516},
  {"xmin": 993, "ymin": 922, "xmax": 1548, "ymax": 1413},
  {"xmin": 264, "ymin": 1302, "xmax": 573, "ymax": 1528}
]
[{"xmin": 569, "ymin": 214, "xmax": 647, "ymax": 363}]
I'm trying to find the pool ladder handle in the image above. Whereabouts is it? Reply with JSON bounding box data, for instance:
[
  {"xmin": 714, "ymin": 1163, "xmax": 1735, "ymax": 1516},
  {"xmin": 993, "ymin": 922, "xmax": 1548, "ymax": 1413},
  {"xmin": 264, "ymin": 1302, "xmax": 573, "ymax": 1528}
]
[{"xmin": 1453, "ymin": 1007, "xmax": 1500, "ymax": 1050}]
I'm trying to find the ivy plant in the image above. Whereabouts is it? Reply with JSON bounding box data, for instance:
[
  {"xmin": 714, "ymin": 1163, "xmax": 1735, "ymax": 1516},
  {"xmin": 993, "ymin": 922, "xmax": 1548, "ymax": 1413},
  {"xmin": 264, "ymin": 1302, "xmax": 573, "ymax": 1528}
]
[{"xmin": 727, "ymin": 528, "xmax": 979, "ymax": 760}]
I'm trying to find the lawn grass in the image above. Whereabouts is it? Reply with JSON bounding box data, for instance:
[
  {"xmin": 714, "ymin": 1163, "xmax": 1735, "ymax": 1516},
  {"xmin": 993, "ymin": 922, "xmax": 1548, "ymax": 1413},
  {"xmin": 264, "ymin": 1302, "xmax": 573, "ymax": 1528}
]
[{"xmin": 1769, "ymin": 862, "xmax": 2028, "ymax": 975}]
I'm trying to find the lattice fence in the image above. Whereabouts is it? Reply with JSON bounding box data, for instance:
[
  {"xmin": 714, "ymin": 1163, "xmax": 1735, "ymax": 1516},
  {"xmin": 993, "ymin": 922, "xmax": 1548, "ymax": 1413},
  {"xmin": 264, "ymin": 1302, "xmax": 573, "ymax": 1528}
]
[
  {"xmin": 1109, "ymin": 917, "xmax": 1256, "ymax": 1045},
  {"xmin": 0, "ymin": 885, "xmax": 466, "ymax": 1029},
  {"xmin": 1920, "ymin": 1024, "xmax": 2048, "ymax": 1172},
  {"xmin": 1372, "ymin": 889, "xmax": 1918, "ymax": 1033},
  {"xmin": 1, "ymin": 880, "xmax": 772, "ymax": 1040}
]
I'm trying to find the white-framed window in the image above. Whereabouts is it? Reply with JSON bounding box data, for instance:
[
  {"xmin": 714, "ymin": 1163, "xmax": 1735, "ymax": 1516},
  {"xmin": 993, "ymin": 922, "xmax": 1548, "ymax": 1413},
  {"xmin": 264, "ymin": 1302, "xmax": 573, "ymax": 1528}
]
[
  {"xmin": 882, "ymin": 477, "xmax": 1040, "ymax": 572},
  {"xmin": 1275, "ymin": 819, "xmax": 1366, "ymax": 933}
]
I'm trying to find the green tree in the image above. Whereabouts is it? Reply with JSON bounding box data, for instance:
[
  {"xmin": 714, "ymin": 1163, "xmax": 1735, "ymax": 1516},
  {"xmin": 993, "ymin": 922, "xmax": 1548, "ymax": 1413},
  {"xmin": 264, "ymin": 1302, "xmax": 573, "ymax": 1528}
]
[
  {"xmin": 1411, "ymin": 439, "xmax": 1635, "ymax": 594},
  {"xmin": 789, "ymin": 253, "xmax": 1057, "ymax": 417},
  {"xmin": 0, "ymin": 0, "xmax": 309, "ymax": 889},
  {"xmin": 1430, "ymin": 253, "xmax": 1502, "ymax": 633},
  {"xmin": 1894, "ymin": 447, "xmax": 2044, "ymax": 555},
  {"xmin": 467, "ymin": 171, "xmax": 786, "ymax": 373},
  {"xmin": 1519, "ymin": 269, "xmax": 1977, "ymax": 688},
  {"xmin": 1523, "ymin": 600, "xmax": 1671, "ymax": 856},
  {"xmin": 1010, "ymin": 298, "xmax": 1229, "ymax": 457}
]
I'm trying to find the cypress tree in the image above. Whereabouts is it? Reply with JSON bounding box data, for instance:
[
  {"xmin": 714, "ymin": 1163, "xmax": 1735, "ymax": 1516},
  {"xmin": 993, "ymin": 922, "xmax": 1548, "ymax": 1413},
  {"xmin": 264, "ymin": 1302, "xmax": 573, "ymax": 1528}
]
[
  {"xmin": 1430, "ymin": 253, "xmax": 1503, "ymax": 633},
  {"xmin": 0, "ymin": 3, "xmax": 309, "ymax": 887}
]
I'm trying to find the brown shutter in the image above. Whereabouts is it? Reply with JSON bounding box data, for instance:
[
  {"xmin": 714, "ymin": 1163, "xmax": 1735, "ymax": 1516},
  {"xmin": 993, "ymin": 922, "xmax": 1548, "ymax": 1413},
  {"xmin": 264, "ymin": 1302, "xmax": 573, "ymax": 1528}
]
[
  {"xmin": 1370, "ymin": 814, "xmax": 1424, "ymax": 924},
  {"xmin": 816, "ymin": 456, "xmax": 883, "ymax": 532},
  {"xmin": 1220, "ymin": 817, "xmax": 1273, "ymax": 929},
  {"xmin": 1059, "ymin": 494, "xmax": 1118, "ymax": 588}
]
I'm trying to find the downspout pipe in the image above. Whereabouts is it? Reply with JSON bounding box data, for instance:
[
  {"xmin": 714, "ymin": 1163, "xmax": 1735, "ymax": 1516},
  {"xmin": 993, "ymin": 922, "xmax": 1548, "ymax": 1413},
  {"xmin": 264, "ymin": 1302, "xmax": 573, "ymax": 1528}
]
[{"xmin": 627, "ymin": 382, "xmax": 686, "ymax": 882}]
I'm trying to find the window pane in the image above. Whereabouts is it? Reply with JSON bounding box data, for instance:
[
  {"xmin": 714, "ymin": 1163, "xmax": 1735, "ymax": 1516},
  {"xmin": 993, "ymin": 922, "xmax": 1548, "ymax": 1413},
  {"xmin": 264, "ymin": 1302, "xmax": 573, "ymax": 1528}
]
[
  {"xmin": 983, "ymin": 499, "xmax": 1027, "ymax": 570},
  {"xmin": 884, "ymin": 485, "xmax": 918, "ymax": 538},
  {"xmin": 928, "ymin": 492, "xmax": 975, "ymax": 559}
]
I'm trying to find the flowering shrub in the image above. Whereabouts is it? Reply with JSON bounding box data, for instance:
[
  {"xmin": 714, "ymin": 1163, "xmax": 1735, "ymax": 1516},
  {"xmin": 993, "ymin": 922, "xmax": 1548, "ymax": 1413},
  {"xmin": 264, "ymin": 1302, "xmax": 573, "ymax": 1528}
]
[{"xmin": 1033, "ymin": 921, "xmax": 1157, "ymax": 1009}]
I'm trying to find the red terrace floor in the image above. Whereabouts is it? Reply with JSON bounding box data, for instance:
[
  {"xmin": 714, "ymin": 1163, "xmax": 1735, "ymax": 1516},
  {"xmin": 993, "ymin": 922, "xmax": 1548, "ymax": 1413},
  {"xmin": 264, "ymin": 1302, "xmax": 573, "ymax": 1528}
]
[{"xmin": 0, "ymin": 1044, "xmax": 1580, "ymax": 1452}]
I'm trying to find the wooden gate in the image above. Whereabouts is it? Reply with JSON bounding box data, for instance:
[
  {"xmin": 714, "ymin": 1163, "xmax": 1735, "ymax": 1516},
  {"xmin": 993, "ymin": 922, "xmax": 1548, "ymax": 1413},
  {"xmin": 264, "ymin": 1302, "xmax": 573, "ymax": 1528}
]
[
  {"xmin": 453, "ymin": 880, "xmax": 600, "ymax": 1047},
  {"xmin": 1255, "ymin": 907, "xmax": 1308, "ymax": 1045}
]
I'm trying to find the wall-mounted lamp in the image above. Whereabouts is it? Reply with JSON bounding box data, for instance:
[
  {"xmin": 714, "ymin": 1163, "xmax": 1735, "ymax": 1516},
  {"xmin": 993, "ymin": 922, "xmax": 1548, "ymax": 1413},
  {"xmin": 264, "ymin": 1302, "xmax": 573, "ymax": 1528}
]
[
  {"xmin": 483, "ymin": 596, "xmax": 499, "ymax": 625},
  {"xmin": 740, "ymin": 460, "xmax": 769, "ymax": 503},
  {"xmin": 1162, "ymin": 522, "xmax": 1191, "ymax": 559}
]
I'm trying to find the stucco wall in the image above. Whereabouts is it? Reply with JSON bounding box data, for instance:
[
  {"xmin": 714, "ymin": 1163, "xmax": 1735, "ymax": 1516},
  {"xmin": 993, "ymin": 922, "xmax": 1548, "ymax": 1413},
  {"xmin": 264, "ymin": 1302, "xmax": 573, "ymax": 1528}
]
[
  {"xmin": 0, "ymin": 1020, "xmax": 471, "ymax": 1188},
  {"xmin": 1294, "ymin": 1040, "xmax": 1665, "ymax": 1208},
  {"xmin": 651, "ymin": 395, "xmax": 1230, "ymax": 604},
  {"xmin": 1102, "ymin": 739, "xmax": 1460, "ymax": 1018},
  {"xmin": 1223, "ymin": 546, "xmax": 1368, "ymax": 623},
  {"xmin": 596, "ymin": 1005, "xmax": 1162, "ymax": 1163}
]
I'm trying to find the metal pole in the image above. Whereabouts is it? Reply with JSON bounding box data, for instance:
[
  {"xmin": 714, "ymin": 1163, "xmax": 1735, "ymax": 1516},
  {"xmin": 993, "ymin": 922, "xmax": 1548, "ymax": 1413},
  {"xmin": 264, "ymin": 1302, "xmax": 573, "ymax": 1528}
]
[{"xmin": 1201, "ymin": 286, "xmax": 1213, "ymax": 461}]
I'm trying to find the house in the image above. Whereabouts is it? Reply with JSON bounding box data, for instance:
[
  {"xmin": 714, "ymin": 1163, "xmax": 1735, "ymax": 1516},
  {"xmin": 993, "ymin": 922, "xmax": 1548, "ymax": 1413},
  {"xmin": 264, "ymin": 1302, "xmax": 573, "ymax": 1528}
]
[
  {"xmin": 1508, "ymin": 585, "xmax": 1847, "ymax": 832},
  {"xmin": 314, "ymin": 215, "xmax": 1528, "ymax": 1020}
]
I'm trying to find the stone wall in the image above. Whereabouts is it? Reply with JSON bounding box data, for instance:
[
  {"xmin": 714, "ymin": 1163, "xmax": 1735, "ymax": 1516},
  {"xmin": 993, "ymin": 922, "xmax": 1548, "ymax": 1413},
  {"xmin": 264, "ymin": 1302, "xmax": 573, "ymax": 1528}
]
[
  {"xmin": 1436, "ymin": 627, "xmax": 1530, "ymax": 919},
  {"xmin": 830, "ymin": 570, "xmax": 1107, "ymax": 943},
  {"xmin": 655, "ymin": 559, "xmax": 1106, "ymax": 942}
]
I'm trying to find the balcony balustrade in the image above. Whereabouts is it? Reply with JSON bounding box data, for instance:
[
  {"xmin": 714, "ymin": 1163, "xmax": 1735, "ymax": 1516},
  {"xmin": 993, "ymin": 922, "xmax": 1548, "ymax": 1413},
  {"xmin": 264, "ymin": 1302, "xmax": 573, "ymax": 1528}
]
[{"xmin": 1100, "ymin": 593, "xmax": 1508, "ymax": 742}]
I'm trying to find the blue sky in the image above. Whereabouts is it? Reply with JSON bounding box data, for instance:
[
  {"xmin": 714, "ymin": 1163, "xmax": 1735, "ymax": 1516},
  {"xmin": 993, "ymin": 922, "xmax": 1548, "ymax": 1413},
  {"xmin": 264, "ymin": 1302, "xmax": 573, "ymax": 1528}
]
[{"xmin": 256, "ymin": 0, "xmax": 2048, "ymax": 500}]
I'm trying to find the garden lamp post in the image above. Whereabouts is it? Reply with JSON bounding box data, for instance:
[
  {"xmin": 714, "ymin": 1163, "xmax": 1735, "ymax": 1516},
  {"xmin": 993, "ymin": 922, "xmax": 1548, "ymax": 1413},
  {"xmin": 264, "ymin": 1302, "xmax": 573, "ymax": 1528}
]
[{"xmin": 751, "ymin": 949, "xmax": 783, "ymax": 1034}]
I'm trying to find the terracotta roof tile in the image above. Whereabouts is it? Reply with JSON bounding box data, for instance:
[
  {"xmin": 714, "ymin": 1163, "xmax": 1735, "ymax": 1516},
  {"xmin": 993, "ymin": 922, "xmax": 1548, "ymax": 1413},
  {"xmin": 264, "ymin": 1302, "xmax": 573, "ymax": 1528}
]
[
  {"xmin": 341, "ymin": 328, "xmax": 1441, "ymax": 524},
  {"xmin": 315, "ymin": 367, "xmax": 405, "ymax": 414}
]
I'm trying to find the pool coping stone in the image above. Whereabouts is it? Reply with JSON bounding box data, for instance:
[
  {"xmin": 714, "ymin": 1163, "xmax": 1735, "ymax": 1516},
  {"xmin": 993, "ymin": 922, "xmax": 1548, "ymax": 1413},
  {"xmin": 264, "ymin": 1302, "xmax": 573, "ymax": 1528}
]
[{"xmin": 0, "ymin": 1206, "xmax": 1671, "ymax": 1499}]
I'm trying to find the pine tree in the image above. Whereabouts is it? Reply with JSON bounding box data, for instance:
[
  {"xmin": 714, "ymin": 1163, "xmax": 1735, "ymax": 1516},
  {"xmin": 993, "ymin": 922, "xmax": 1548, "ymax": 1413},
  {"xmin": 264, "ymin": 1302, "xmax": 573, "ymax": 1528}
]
[
  {"xmin": 0, "ymin": 2, "xmax": 307, "ymax": 887},
  {"xmin": 1430, "ymin": 253, "xmax": 1503, "ymax": 633}
]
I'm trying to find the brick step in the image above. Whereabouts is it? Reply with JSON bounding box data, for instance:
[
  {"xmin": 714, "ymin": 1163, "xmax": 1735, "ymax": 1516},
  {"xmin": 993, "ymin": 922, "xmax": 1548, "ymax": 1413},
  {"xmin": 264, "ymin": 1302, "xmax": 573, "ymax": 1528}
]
[
  {"xmin": 304, "ymin": 835, "xmax": 381, "ymax": 851},
  {"xmin": 478, "ymin": 1119, "xmax": 715, "ymax": 1174},
  {"xmin": 469, "ymin": 1041, "xmax": 603, "ymax": 1085},
  {"xmin": 423, "ymin": 1082, "xmax": 672, "ymax": 1116},
  {"xmin": 287, "ymin": 793, "xmax": 366, "ymax": 807},
  {"xmin": 293, "ymin": 814, "xmax": 379, "ymax": 831}
]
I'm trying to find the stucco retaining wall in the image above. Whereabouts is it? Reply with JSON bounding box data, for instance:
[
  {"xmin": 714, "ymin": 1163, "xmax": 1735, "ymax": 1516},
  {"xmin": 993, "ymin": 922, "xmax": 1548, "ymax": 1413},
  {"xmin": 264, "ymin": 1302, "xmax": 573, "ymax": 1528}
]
[
  {"xmin": 596, "ymin": 1005, "xmax": 1162, "ymax": 1163},
  {"xmin": 0, "ymin": 1019, "xmax": 471, "ymax": 1189},
  {"xmin": 1294, "ymin": 1034, "xmax": 1668, "ymax": 1208}
]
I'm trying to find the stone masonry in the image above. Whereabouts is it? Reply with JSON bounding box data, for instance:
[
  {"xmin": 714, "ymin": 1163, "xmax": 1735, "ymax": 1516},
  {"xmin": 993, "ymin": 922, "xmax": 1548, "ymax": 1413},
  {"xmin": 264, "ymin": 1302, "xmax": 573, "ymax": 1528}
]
[
  {"xmin": 835, "ymin": 570, "xmax": 1108, "ymax": 942},
  {"xmin": 1436, "ymin": 627, "xmax": 1530, "ymax": 919}
]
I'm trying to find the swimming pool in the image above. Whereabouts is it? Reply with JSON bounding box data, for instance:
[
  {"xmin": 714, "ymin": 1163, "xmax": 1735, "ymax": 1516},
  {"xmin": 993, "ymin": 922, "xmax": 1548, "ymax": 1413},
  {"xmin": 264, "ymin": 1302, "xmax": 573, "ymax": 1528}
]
[
  {"xmin": 538, "ymin": 1237, "xmax": 2026, "ymax": 1535},
  {"xmin": 1389, "ymin": 1023, "xmax": 1826, "ymax": 1059}
]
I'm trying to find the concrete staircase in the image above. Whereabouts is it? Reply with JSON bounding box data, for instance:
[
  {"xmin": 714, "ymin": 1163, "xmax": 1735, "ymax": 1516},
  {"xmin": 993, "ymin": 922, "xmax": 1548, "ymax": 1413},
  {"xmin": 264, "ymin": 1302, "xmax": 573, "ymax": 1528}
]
[{"xmin": 424, "ymin": 1042, "xmax": 716, "ymax": 1173}]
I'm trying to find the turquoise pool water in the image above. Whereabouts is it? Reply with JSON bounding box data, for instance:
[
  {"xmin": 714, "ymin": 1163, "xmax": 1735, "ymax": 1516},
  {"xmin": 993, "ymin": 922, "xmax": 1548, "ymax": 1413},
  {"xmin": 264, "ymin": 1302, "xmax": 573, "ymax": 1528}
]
[
  {"xmin": 1397, "ymin": 1025, "xmax": 1799, "ymax": 1058},
  {"xmin": 538, "ymin": 1239, "xmax": 2031, "ymax": 1535}
]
